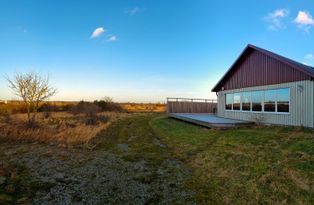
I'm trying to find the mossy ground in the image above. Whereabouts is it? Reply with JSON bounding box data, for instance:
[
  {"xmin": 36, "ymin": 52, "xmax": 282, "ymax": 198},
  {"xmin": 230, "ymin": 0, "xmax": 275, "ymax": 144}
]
[{"xmin": 0, "ymin": 113, "xmax": 313, "ymax": 204}]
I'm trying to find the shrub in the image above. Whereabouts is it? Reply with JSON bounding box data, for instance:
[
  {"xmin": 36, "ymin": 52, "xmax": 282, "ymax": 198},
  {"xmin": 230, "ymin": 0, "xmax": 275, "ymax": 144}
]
[
  {"xmin": 69, "ymin": 101, "xmax": 102, "ymax": 125},
  {"xmin": 93, "ymin": 97, "xmax": 123, "ymax": 112},
  {"xmin": 38, "ymin": 103, "xmax": 58, "ymax": 118},
  {"xmin": 0, "ymin": 109, "xmax": 11, "ymax": 123}
]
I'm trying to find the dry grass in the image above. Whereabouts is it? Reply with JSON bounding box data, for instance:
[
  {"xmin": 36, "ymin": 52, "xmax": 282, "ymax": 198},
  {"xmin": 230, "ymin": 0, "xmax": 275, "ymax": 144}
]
[
  {"xmin": 0, "ymin": 101, "xmax": 166, "ymax": 114},
  {"xmin": 121, "ymin": 103, "xmax": 166, "ymax": 113},
  {"xmin": 0, "ymin": 100, "xmax": 77, "ymax": 114},
  {"xmin": 0, "ymin": 112, "xmax": 122, "ymax": 146}
]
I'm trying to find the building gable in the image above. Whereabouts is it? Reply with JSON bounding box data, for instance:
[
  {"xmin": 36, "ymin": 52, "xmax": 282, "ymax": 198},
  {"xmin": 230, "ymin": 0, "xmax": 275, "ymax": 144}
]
[{"xmin": 212, "ymin": 45, "xmax": 314, "ymax": 92}]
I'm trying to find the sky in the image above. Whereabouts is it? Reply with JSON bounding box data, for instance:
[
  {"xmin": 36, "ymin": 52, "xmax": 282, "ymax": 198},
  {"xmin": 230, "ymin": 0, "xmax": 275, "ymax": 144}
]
[{"xmin": 0, "ymin": 0, "xmax": 314, "ymax": 103}]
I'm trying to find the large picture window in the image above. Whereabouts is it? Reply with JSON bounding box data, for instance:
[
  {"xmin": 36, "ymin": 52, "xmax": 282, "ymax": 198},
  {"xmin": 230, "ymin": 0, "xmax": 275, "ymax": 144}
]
[
  {"xmin": 233, "ymin": 93, "xmax": 241, "ymax": 110},
  {"xmin": 251, "ymin": 91, "xmax": 262, "ymax": 112},
  {"xmin": 264, "ymin": 90, "xmax": 276, "ymax": 112},
  {"xmin": 242, "ymin": 92, "xmax": 251, "ymax": 111},
  {"xmin": 225, "ymin": 94, "xmax": 233, "ymax": 110},
  {"xmin": 277, "ymin": 88, "xmax": 289, "ymax": 112},
  {"xmin": 224, "ymin": 88, "xmax": 290, "ymax": 113}
]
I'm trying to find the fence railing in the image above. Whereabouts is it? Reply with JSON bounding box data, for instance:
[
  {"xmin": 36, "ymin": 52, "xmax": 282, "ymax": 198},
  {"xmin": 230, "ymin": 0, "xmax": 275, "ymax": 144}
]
[{"xmin": 167, "ymin": 97, "xmax": 217, "ymax": 114}]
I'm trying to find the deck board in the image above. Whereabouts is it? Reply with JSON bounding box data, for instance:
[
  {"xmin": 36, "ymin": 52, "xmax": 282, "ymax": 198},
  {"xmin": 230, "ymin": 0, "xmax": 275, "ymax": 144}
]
[{"xmin": 168, "ymin": 113, "xmax": 254, "ymax": 128}]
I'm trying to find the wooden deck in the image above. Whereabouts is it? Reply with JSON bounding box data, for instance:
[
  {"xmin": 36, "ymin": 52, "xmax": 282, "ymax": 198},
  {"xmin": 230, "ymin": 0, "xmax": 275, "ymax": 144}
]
[{"xmin": 168, "ymin": 113, "xmax": 254, "ymax": 128}]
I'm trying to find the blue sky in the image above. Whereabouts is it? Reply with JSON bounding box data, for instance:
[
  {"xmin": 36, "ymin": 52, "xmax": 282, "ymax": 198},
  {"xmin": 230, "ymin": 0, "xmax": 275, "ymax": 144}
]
[{"xmin": 0, "ymin": 0, "xmax": 313, "ymax": 102}]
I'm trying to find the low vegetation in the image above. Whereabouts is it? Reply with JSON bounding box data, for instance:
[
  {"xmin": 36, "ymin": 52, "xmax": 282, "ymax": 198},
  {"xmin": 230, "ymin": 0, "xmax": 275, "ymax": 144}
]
[
  {"xmin": 151, "ymin": 116, "xmax": 314, "ymax": 204},
  {"xmin": 0, "ymin": 111, "xmax": 118, "ymax": 146},
  {"xmin": 0, "ymin": 113, "xmax": 312, "ymax": 204},
  {"xmin": 121, "ymin": 103, "xmax": 165, "ymax": 113}
]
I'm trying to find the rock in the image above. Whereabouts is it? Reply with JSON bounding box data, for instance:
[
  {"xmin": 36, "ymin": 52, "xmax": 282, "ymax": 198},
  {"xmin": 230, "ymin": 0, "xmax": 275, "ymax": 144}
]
[
  {"xmin": 17, "ymin": 197, "xmax": 29, "ymax": 204},
  {"xmin": 117, "ymin": 144, "xmax": 129, "ymax": 152},
  {"xmin": 0, "ymin": 176, "xmax": 6, "ymax": 185},
  {"xmin": 55, "ymin": 173, "xmax": 65, "ymax": 182},
  {"xmin": 128, "ymin": 136, "xmax": 138, "ymax": 142},
  {"xmin": 153, "ymin": 138, "xmax": 166, "ymax": 148}
]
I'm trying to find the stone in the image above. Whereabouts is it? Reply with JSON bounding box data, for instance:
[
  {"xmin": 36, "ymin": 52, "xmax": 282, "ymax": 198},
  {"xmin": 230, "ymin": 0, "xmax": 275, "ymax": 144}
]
[
  {"xmin": 117, "ymin": 144, "xmax": 129, "ymax": 152},
  {"xmin": 0, "ymin": 176, "xmax": 6, "ymax": 185}
]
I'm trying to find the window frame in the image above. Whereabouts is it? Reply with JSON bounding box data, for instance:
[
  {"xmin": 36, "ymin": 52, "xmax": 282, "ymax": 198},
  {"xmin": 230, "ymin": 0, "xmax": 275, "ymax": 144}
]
[
  {"xmin": 224, "ymin": 88, "xmax": 290, "ymax": 114},
  {"xmin": 263, "ymin": 89, "xmax": 277, "ymax": 113},
  {"xmin": 276, "ymin": 88, "xmax": 290, "ymax": 113},
  {"xmin": 225, "ymin": 93, "xmax": 233, "ymax": 110},
  {"xmin": 241, "ymin": 92, "xmax": 252, "ymax": 112}
]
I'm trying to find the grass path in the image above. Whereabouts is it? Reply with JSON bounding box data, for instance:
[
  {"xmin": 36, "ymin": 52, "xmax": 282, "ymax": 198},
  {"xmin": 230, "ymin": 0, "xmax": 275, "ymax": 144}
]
[
  {"xmin": 0, "ymin": 113, "xmax": 313, "ymax": 204},
  {"xmin": 0, "ymin": 113, "xmax": 195, "ymax": 204}
]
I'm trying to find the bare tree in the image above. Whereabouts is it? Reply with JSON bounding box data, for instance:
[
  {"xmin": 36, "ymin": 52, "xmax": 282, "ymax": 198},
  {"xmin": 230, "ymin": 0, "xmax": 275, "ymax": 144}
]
[{"xmin": 6, "ymin": 72, "xmax": 57, "ymax": 126}]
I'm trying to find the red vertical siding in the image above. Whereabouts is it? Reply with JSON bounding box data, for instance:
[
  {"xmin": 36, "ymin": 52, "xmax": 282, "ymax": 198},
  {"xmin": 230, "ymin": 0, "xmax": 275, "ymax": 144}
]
[{"xmin": 219, "ymin": 50, "xmax": 311, "ymax": 91}]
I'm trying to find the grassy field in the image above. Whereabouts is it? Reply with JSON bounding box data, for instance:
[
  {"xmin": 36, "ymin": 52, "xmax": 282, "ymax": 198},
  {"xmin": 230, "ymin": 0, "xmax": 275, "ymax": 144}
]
[
  {"xmin": 151, "ymin": 116, "xmax": 314, "ymax": 204},
  {"xmin": 0, "ymin": 113, "xmax": 313, "ymax": 204}
]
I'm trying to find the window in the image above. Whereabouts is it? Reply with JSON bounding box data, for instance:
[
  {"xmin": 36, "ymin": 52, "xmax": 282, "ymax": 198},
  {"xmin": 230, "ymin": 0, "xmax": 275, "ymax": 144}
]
[
  {"xmin": 264, "ymin": 90, "xmax": 276, "ymax": 112},
  {"xmin": 277, "ymin": 88, "xmax": 289, "ymax": 112},
  {"xmin": 242, "ymin": 92, "xmax": 251, "ymax": 111},
  {"xmin": 224, "ymin": 88, "xmax": 290, "ymax": 114},
  {"xmin": 233, "ymin": 93, "xmax": 241, "ymax": 110},
  {"xmin": 225, "ymin": 94, "xmax": 233, "ymax": 110},
  {"xmin": 251, "ymin": 91, "xmax": 262, "ymax": 112}
]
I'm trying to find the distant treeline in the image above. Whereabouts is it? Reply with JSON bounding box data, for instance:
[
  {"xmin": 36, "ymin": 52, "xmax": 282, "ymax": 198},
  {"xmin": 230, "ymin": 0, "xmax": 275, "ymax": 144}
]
[{"xmin": 0, "ymin": 100, "xmax": 166, "ymax": 114}]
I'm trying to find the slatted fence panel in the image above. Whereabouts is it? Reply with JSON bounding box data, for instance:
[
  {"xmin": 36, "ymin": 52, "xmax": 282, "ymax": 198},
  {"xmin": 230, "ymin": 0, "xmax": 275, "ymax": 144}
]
[{"xmin": 167, "ymin": 98, "xmax": 217, "ymax": 113}]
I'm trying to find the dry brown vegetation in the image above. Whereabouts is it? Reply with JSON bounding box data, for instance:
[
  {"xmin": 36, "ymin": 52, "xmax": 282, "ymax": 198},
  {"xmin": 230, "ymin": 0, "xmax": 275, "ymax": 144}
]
[
  {"xmin": 0, "ymin": 101, "xmax": 165, "ymax": 148},
  {"xmin": 0, "ymin": 101, "xmax": 166, "ymax": 114},
  {"xmin": 121, "ymin": 103, "xmax": 166, "ymax": 113},
  {"xmin": 0, "ymin": 101, "xmax": 77, "ymax": 114},
  {"xmin": 0, "ymin": 112, "xmax": 122, "ymax": 146}
]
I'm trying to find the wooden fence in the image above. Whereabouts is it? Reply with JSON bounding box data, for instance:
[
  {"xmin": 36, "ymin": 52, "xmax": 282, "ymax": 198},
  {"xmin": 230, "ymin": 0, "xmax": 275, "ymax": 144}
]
[{"xmin": 167, "ymin": 98, "xmax": 217, "ymax": 114}]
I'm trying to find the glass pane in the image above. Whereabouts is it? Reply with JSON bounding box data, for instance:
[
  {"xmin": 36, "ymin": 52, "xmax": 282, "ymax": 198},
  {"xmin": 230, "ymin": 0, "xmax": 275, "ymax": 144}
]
[
  {"xmin": 233, "ymin": 93, "xmax": 241, "ymax": 110},
  {"xmin": 264, "ymin": 90, "xmax": 276, "ymax": 103},
  {"xmin": 277, "ymin": 103, "xmax": 289, "ymax": 112},
  {"xmin": 277, "ymin": 88, "xmax": 289, "ymax": 112},
  {"xmin": 252, "ymin": 91, "xmax": 262, "ymax": 111},
  {"xmin": 225, "ymin": 94, "xmax": 233, "ymax": 110},
  {"xmin": 242, "ymin": 92, "xmax": 251, "ymax": 111},
  {"xmin": 264, "ymin": 90, "xmax": 276, "ymax": 112},
  {"xmin": 264, "ymin": 103, "xmax": 275, "ymax": 112}
]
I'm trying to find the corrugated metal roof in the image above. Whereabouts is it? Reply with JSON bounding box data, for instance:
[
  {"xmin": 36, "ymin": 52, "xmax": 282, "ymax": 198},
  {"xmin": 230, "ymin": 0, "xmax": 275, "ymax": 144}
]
[{"xmin": 212, "ymin": 44, "xmax": 314, "ymax": 92}]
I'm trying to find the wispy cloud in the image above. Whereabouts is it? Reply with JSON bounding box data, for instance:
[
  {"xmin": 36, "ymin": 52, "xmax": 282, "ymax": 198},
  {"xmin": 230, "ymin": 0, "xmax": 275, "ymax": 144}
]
[
  {"xmin": 107, "ymin": 35, "xmax": 117, "ymax": 42},
  {"xmin": 305, "ymin": 53, "xmax": 313, "ymax": 59},
  {"xmin": 294, "ymin": 11, "xmax": 314, "ymax": 32},
  {"xmin": 124, "ymin": 7, "xmax": 145, "ymax": 16},
  {"xmin": 265, "ymin": 9, "xmax": 289, "ymax": 30},
  {"xmin": 91, "ymin": 27, "xmax": 105, "ymax": 38}
]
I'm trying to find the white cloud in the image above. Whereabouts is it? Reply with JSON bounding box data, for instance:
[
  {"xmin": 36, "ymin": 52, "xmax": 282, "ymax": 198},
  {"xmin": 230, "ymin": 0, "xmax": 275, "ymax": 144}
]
[
  {"xmin": 91, "ymin": 27, "xmax": 105, "ymax": 38},
  {"xmin": 265, "ymin": 9, "xmax": 289, "ymax": 30},
  {"xmin": 107, "ymin": 35, "xmax": 117, "ymax": 42},
  {"xmin": 305, "ymin": 53, "xmax": 313, "ymax": 59},
  {"xmin": 294, "ymin": 11, "xmax": 314, "ymax": 32},
  {"xmin": 124, "ymin": 7, "xmax": 144, "ymax": 16},
  {"xmin": 295, "ymin": 11, "xmax": 314, "ymax": 25}
]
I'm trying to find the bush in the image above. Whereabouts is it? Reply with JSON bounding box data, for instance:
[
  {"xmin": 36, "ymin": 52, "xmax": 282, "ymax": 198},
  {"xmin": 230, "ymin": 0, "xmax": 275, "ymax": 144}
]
[
  {"xmin": 38, "ymin": 103, "xmax": 58, "ymax": 118},
  {"xmin": 70, "ymin": 101, "xmax": 102, "ymax": 125},
  {"xmin": 0, "ymin": 108, "xmax": 11, "ymax": 123},
  {"xmin": 93, "ymin": 97, "xmax": 123, "ymax": 112}
]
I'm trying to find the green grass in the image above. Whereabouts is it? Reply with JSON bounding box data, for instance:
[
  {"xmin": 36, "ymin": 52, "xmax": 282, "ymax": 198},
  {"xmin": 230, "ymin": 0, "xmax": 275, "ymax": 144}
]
[
  {"xmin": 150, "ymin": 115, "xmax": 314, "ymax": 204},
  {"xmin": 6, "ymin": 113, "xmax": 311, "ymax": 204}
]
